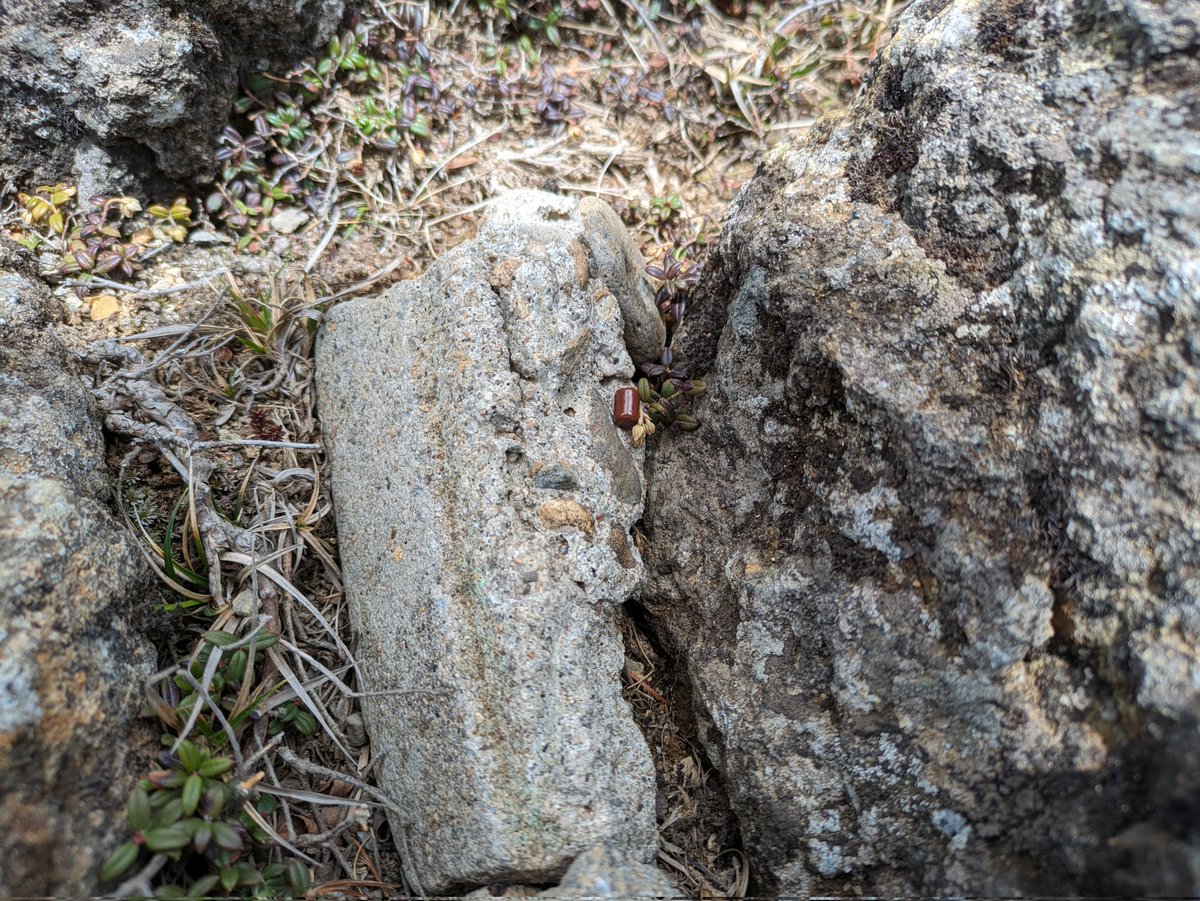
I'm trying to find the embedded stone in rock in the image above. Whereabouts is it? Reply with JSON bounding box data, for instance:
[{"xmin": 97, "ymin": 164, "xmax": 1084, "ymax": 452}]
[
  {"xmin": 0, "ymin": 239, "xmax": 156, "ymax": 896},
  {"xmin": 316, "ymin": 193, "xmax": 658, "ymax": 891},
  {"xmin": 539, "ymin": 844, "xmax": 680, "ymax": 899},
  {"xmin": 460, "ymin": 844, "xmax": 680, "ymax": 900},
  {"xmin": 575, "ymin": 198, "xmax": 667, "ymax": 368},
  {"xmin": 642, "ymin": 0, "xmax": 1200, "ymax": 895}
]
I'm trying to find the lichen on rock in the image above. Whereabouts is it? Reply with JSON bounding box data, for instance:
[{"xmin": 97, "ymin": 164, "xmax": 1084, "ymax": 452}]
[{"xmin": 641, "ymin": 0, "xmax": 1200, "ymax": 894}]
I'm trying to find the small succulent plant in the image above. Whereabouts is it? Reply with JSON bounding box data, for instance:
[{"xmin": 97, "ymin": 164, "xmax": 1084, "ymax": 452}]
[
  {"xmin": 646, "ymin": 247, "xmax": 702, "ymax": 329},
  {"xmin": 646, "ymin": 191, "xmax": 684, "ymax": 229},
  {"xmin": 612, "ymin": 247, "xmax": 707, "ymax": 445},
  {"xmin": 16, "ymin": 182, "xmax": 76, "ymax": 237},
  {"xmin": 6, "ymin": 184, "xmax": 196, "ymax": 308},
  {"xmin": 147, "ymin": 197, "xmax": 194, "ymax": 243},
  {"xmin": 631, "ymin": 348, "xmax": 706, "ymax": 444},
  {"xmin": 536, "ymin": 64, "xmax": 585, "ymax": 133},
  {"xmin": 99, "ymin": 735, "xmax": 311, "ymax": 897}
]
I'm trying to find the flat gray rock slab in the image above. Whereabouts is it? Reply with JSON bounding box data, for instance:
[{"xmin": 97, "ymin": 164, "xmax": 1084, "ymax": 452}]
[{"xmin": 316, "ymin": 193, "xmax": 658, "ymax": 891}]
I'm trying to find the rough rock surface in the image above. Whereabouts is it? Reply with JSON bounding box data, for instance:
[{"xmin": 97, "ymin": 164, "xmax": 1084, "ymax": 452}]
[
  {"xmin": 540, "ymin": 844, "xmax": 680, "ymax": 899},
  {"xmin": 463, "ymin": 844, "xmax": 680, "ymax": 899},
  {"xmin": 0, "ymin": 239, "xmax": 156, "ymax": 895},
  {"xmin": 316, "ymin": 193, "xmax": 658, "ymax": 892},
  {"xmin": 0, "ymin": 0, "xmax": 344, "ymax": 191},
  {"xmin": 642, "ymin": 0, "xmax": 1200, "ymax": 895}
]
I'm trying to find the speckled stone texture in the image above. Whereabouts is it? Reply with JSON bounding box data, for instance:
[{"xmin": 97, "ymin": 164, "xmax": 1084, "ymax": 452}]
[
  {"xmin": 461, "ymin": 843, "xmax": 680, "ymax": 899},
  {"xmin": 539, "ymin": 844, "xmax": 680, "ymax": 898},
  {"xmin": 641, "ymin": 0, "xmax": 1200, "ymax": 895},
  {"xmin": 316, "ymin": 193, "xmax": 658, "ymax": 892},
  {"xmin": 0, "ymin": 239, "xmax": 156, "ymax": 896},
  {"xmin": 0, "ymin": 0, "xmax": 344, "ymax": 191}
]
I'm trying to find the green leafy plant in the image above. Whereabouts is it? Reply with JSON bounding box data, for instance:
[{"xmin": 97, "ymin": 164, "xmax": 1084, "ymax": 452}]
[
  {"xmin": 16, "ymin": 182, "xmax": 76, "ymax": 240},
  {"xmin": 475, "ymin": 0, "xmax": 520, "ymax": 21},
  {"xmin": 99, "ymin": 739, "xmax": 311, "ymax": 897},
  {"xmin": 528, "ymin": 4, "xmax": 567, "ymax": 46},
  {"xmin": 646, "ymin": 191, "xmax": 684, "ymax": 228},
  {"xmin": 147, "ymin": 197, "xmax": 195, "ymax": 243},
  {"xmin": 99, "ymin": 623, "xmax": 320, "ymax": 896},
  {"xmin": 262, "ymin": 104, "xmax": 314, "ymax": 149},
  {"xmin": 623, "ymin": 247, "xmax": 708, "ymax": 445}
]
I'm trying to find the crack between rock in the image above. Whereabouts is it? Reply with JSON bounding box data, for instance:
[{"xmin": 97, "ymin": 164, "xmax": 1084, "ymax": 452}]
[{"xmin": 615, "ymin": 597, "xmax": 751, "ymax": 899}]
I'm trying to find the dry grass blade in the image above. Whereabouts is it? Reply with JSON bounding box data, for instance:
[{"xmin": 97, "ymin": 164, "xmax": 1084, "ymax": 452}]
[
  {"xmin": 276, "ymin": 746, "xmax": 405, "ymax": 816},
  {"xmin": 255, "ymin": 784, "xmax": 386, "ymax": 809},
  {"xmin": 266, "ymin": 645, "xmax": 356, "ymax": 764},
  {"xmin": 224, "ymin": 551, "xmax": 361, "ymax": 682},
  {"xmin": 240, "ymin": 800, "xmax": 323, "ymax": 865},
  {"xmin": 277, "ymin": 638, "xmax": 358, "ymax": 697},
  {"xmin": 308, "ymin": 879, "xmax": 405, "ymax": 898}
]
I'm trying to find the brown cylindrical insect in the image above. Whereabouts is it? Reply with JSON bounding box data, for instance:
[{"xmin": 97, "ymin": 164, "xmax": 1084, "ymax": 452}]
[{"xmin": 612, "ymin": 386, "xmax": 640, "ymax": 428}]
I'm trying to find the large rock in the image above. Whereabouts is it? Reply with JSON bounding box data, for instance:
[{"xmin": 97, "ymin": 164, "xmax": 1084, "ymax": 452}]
[
  {"xmin": 642, "ymin": 0, "xmax": 1200, "ymax": 895},
  {"xmin": 316, "ymin": 193, "xmax": 660, "ymax": 892},
  {"xmin": 0, "ymin": 239, "xmax": 156, "ymax": 895},
  {"xmin": 0, "ymin": 0, "xmax": 344, "ymax": 191}
]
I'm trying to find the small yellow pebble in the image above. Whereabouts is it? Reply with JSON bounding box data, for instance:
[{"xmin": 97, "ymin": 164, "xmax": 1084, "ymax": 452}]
[{"xmin": 88, "ymin": 294, "xmax": 121, "ymax": 320}]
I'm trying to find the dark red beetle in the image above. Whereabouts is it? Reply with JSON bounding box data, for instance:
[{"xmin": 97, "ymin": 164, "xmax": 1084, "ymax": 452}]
[{"xmin": 612, "ymin": 386, "xmax": 640, "ymax": 428}]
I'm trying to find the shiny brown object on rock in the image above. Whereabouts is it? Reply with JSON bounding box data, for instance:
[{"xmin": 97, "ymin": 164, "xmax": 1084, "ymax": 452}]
[{"xmin": 613, "ymin": 386, "xmax": 640, "ymax": 429}]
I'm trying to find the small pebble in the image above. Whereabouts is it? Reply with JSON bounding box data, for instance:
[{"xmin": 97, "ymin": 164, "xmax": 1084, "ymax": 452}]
[{"xmin": 344, "ymin": 711, "xmax": 368, "ymax": 747}]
